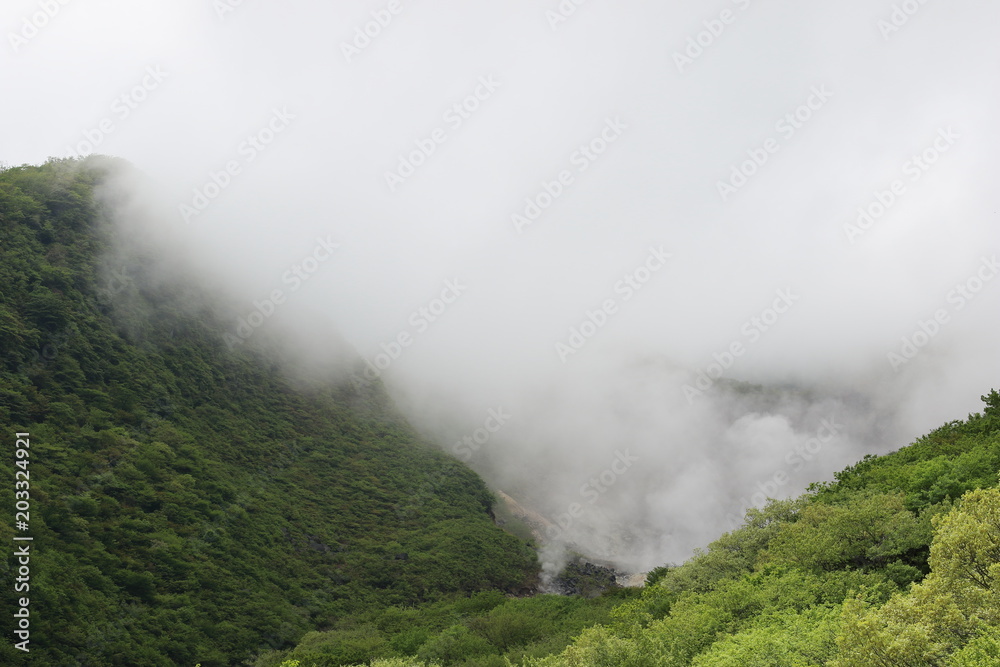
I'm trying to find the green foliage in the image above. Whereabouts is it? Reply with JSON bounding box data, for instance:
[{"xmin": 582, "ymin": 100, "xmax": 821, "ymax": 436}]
[
  {"xmin": 355, "ymin": 659, "xmax": 441, "ymax": 667},
  {"xmin": 816, "ymin": 404, "xmax": 1000, "ymax": 512},
  {"xmin": 758, "ymin": 492, "xmax": 932, "ymax": 573},
  {"xmin": 643, "ymin": 565, "xmax": 670, "ymax": 587},
  {"xmin": 948, "ymin": 627, "xmax": 1000, "ymax": 666},
  {"xmin": 0, "ymin": 158, "xmax": 536, "ymax": 664},
  {"xmin": 281, "ymin": 626, "xmax": 394, "ymax": 666},
  {"xmin": 523, "ymin": 623, "xmax": 656, "ymax": 667},
  {"xmin": 416, "ymin": 624, "xmax": 493, "ymax": 664},
  {"xmin": 690, "ymin": 605, "xmax": 841, "ymax": 666},
  {"xmin": 981, "ymin": 389, "xmax": 1000, "ymax": 417},
  {"xmin": 389, "ymin": 627, "xmax": 432, "ymax": 656},
  {"xmin": 827, "ymin": 488, "xmax": 1000, "ymax": 665},
  {"xmin": 657, "ymin": 497, "xmax": 805, "ymax": 595},
  {"xmin": 466, "ymin": 608, "xmax": 542, "ymax": 652},
  {"xmin": 833, "ymin": 579, "xmax": 975, "ymax": 666},
  {"xmin": 830, "ymin": 485, "xmax": 1000, "ymax": 666},
  {"xmin": 929, "ymin": 486, "xmax": 1000, "ymax": 612},
  {"xmin": 271, "ymin": 591, "xmax": 628, "ymax": 666},
  {"xmin": 522, "ymin": 393, "xmax": 1000, "ymax": 666}
]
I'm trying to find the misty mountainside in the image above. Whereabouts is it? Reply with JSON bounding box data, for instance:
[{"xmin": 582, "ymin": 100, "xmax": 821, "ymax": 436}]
[
  {"xmin": 271, "ymin": 392, "xmax": 1000, "ymax": 666},
  {"xmin": 0, "ymin": 157, "xmax": 540, "ymax": 665},
  {"xmin": 3, "ymin": 157, "xmax": 1000, "ymax": 667}
]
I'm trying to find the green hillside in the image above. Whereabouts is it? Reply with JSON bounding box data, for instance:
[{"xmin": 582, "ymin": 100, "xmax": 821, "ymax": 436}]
[
  {"xmin": 4, "ymin": 156, "xmax": 999, "ymax": 667},
  {"xmin": 270, "ymin": 391, "xmax": 1000, "ymax": 666},
  {"xmin": 515, "ymin": 395, "xmax": 1000, "ymax": 666},
  {"xmin": 0, "ymin": 158, "xmax": 537, "ymax": 665}
]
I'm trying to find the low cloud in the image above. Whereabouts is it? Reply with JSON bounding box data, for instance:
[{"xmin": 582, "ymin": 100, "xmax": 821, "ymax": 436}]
[{"xmin": 5, "ymin": 0, "xmax": 999, "ymax": 571}]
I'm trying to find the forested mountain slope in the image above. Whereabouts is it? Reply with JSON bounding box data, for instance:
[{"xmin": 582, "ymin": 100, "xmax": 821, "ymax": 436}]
[
  {"xmin": 510, "ymin": 393, "xmax": 1000, "ymax": 666},
  {"xmin": 4, "ymin": 157, "xmax": 998, "ymax": 667},
  {"xmin": 0, "ymin": 158, "xmax": 537, "ymax": 666},
  {"xmin": 310, "ymin": 394, "xmax": 999, "ymax": 666}
]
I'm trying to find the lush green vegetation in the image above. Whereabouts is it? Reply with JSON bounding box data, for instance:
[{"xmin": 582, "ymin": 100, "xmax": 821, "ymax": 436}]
[
  {"xmin": 257, "ymin": 588, "xmax": 634, "ymax": 667},
  {"xmin": 506, "ymin": 393, "xmax": 1000, "ymax": 666},
  {"xmin": 4, "ymin": 157, "xmax": 999, "ymax": 666},
  {"xmin": 0, "ymin": 158, "xmax": 538, "ymax": 665},
  {"xmin": 285, "ymin": 395, "xmax": 1000, "ymax": 666}
]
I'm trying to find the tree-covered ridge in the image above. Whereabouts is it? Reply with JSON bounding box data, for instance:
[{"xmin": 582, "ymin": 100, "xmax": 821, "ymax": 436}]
[
  {"xmin": 504, "ymin": 393, "xmax": 1000, "ymax": 666},
  {"xmin": 287, "ymin": 395, "xmax": 1000, "ymax": 667},
  {"xmin": 0, "ymin": 158, "xmax": 537, "ymax": 666}
]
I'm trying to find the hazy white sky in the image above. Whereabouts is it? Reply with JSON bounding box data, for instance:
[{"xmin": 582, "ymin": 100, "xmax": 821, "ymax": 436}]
[{"xmin": 5, "ymin": 0, "xmax": 999, "ymax": 570}]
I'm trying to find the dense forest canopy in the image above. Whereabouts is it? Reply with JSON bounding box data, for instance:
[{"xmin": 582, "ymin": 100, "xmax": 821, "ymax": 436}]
[{"xmin": 0, "ymin": 158, "xmax": 537, "ymax": 665}]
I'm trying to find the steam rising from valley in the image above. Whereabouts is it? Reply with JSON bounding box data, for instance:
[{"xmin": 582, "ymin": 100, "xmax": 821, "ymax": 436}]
[{"xmin": 6, "ymin": 0, "xmax": 1000, "ymax": 574}]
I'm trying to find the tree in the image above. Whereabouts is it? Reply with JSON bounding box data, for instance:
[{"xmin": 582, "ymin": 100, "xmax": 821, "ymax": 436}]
[
  {"xmin": 759, "ymin": 492, "xmax": 930, "ymax": 573},
  {"xmin": 690, "ymin": 606, "xmax": 840, "ymax": 667},
  {"xmin": 928, "ymin": 487, "xmax": 1000, "ymax": 623},
  {"xmin": 981, "ymin": 390, "xmax": 1000, "ymax": 417},
  {"xmin": 832, "ymin": 487, "xmax": 1000, "ymax": 666}
]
